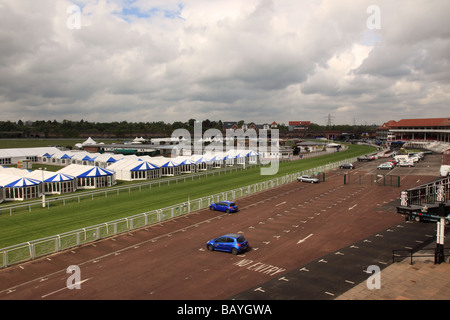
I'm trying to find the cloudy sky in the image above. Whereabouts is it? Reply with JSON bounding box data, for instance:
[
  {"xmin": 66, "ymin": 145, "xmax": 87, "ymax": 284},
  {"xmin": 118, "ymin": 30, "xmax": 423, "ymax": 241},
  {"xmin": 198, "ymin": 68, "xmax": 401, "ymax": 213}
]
[{"xmin": 0, "ymin": 0, "xmax": 449, "ymax": 126}]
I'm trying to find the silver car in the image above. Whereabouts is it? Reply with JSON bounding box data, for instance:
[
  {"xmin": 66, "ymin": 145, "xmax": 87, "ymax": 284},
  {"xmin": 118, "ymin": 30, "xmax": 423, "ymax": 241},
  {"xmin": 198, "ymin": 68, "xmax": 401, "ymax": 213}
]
[{"xmin": 297, "ymin": 175, "xmax": 320, "ymax": 183}]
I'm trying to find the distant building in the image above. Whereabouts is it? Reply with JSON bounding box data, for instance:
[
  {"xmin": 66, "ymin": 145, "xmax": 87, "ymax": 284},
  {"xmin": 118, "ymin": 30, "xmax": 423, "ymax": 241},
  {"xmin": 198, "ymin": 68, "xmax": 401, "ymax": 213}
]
[
  {"xmin": 223, "ymin": 121, "xmax": 277, "ymax": 133},
  {"xmin": 377, "ymin": 117, "xmax": 450, "ymax": 146},
  {"xmin": 222, "ymin": 122, "xmax": 238, "ymax": 131},
  {"xmin": 289, "ymin": 121, "xmax": 311, "ymax": 132}
]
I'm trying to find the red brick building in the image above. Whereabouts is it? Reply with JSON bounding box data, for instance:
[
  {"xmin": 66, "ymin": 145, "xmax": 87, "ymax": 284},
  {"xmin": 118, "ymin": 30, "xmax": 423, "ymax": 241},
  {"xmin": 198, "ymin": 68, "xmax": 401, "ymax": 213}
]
[{"xmin": 377, "ymin": 117, "xmax": 450, "ymax": 145}]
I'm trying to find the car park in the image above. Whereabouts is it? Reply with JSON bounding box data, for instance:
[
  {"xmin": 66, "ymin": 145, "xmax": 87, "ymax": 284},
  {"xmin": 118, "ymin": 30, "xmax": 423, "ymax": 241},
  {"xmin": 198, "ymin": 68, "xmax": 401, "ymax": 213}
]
[
  {"xmin": 377, "ymin": 162, "xmax": 394, "ymax": 170},
  {"xmin": 209, "ymin": 200, "xmax": 238, "ymax": 213},
  {"xmin": 206, "ymin": 234, "xmax": 249, "ymax": 255},
  {"xmin": 297, "ymin": 175, "xmax": 320, "ymax": 183},
  {"xmin": 339, "ymin": 163, "xmax": 355, "ymax": 169}
]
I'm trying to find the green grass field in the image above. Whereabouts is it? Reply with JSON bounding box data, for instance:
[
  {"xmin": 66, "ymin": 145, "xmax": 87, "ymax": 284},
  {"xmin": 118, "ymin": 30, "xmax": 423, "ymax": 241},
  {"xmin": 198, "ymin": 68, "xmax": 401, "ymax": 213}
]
[{"xmin": 0, "ymin": 144, "xmax": 375, "ymax": 248}]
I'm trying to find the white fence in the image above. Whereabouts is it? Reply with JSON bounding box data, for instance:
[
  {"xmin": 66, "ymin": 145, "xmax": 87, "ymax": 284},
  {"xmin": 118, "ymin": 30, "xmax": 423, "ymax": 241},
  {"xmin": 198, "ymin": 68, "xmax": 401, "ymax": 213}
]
[{"xmin": 0, "ymin": 156, "xmax": 357, "ymax": 268}]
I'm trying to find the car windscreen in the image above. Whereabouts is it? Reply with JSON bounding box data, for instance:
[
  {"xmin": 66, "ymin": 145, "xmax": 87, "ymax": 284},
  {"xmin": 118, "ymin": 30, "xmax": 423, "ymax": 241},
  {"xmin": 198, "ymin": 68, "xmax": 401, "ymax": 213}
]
[
  {"xmin": 237, "ymin": 236, "xmax": 246, "ymax": 243},
  {"xmin": 229, "ymin": 203, "xmax": 236, "ymax": 206}
]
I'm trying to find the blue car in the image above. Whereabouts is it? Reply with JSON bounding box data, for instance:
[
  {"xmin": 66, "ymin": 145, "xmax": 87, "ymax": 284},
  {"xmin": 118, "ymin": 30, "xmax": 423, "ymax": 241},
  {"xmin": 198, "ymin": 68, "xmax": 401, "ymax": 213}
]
[
  {"xmin": 209, "ymin": 200, "xmax": 238, "ymax": 213},
  {"xmin": 206, "ymin": 234, "xmax": 249, "ymax": 255}
]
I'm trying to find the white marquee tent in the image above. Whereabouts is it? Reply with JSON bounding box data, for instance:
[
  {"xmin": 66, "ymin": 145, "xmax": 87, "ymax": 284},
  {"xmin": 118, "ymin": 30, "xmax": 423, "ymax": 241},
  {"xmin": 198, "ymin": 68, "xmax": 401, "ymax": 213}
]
[
  {"xmin": 27, "ymin": 170, "xmax": 76, "ymax": 195},
  {"xmin": 1, "ymin": 147, "xmax": 60, "ymax": 166},
  {"xmin": 0, "ymin": 174, "xmax": 42, "ymax": 201},
  {"xmin": 57, "ymin": 164, "xmax": 116, "ymax": 189},
  {"xmin": 107, "ymin": 159, "xmax": 161, "ymax": 181}
]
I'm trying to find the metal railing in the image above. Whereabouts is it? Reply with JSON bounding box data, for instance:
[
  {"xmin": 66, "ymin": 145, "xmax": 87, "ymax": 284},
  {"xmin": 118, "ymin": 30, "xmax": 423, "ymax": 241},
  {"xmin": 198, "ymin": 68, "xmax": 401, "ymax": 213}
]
[
  {"xmin": 402, "ymin": 176, "xmax": 450, "ymax": 207},
  {"xmin": 392, "ymin": 248, "xmax": 450, "ymax": 265},
  {"xmin": 343, "ymin": 173, "xmax": 401, "ymax": 187},
  {"xmin": 0, "ymin": 156, "xmax": 358, "ymax": 268}
]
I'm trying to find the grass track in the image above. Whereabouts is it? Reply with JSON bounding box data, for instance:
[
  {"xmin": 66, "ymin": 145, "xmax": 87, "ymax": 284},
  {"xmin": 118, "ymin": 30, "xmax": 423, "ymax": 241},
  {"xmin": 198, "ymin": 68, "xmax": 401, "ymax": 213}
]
[{"xmin": 0, "ymin": 144, "xmax": 375, "ymax": 248}]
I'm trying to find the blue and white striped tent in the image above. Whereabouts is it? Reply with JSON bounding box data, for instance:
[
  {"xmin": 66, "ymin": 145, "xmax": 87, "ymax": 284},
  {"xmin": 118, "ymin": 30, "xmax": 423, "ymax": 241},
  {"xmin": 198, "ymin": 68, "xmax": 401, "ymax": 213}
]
[
  {"xmin": 44, "ymin": 173, "xmax": 75, "ymax": 182},
  {"xmin": 130, "ymin": 161, "xmax": 159, "ymax": 171},
  {"xmin": 77, "ymin": 166, "xmax": 114, "ymax": 178},
  {"xmin": 26, "ymin": 171, "xmax": 77, "ymax": 195},
  {"xmin": 57, "ymin": 164, "xmax": 116, "ymax": 189},
  {"xmin": 81, "ymin": 155, "xmax": 97, "ymax": 163},
  {"xmin": 107, "ymin": 159, "xmax": 161, "ymax": 181},
  {"xmin": 0, "ymin": 175, "xmax": 42, "ymax": 201},
  {"xmin": 4, "ymin": 177, "xmax": 41, "ymax": 188}
]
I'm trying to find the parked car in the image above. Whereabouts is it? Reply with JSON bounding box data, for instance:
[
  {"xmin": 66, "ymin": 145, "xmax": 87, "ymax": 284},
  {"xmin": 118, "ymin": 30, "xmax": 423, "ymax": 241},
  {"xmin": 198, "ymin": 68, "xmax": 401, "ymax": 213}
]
[
  {"xmin": 209, "ymin": 200, "xmax": 238, "ymax": 213},
  {"xmin": 387, "ymin": 159, "xmax": 398, "ymax": 166},
  {"xmin": 206, "ymin": 234, "xmax": 249, "ymax": 255},
  {"xmin": 297, "ymin": 175, "xmax": 320, "ymax": 183},
  {"xmin": 399, "ymin": 161, "xmax": 415, "ymax": 167},
  {"xmin": 339, "ymin": 163, "xmax": 355, "ymax": 169},
  {"xmin": 377, "ymin": 162, "xmax": 394, "ymax": 170},
  {"xmin": 357, "ymin": 155, "xmax": 373, "ymax": 161}
]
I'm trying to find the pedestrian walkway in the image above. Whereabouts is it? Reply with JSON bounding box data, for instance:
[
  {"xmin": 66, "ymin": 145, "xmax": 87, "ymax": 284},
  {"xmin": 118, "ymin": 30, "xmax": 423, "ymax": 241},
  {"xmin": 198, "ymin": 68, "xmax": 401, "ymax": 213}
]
[{"xmin": 336, "ymin": 259, "xmax": 450, "ymax": 300}]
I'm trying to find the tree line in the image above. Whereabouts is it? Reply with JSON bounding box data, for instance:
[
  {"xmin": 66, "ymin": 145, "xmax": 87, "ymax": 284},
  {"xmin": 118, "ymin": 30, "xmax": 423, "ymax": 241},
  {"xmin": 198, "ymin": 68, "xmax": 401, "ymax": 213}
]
[{"xmin": 0, "ymin": 119, "xmax": 376, "ymax": 139}]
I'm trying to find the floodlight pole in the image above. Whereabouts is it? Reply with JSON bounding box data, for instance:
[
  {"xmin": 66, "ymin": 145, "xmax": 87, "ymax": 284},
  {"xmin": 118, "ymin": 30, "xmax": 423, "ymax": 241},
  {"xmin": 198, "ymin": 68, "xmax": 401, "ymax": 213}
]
[
  {"xmin": 40, "ymin": 168, "xmax": 46, "ymax": 208},
  {"xmin": 435, "ymin": 203, "xmax": 446, "ymax": 264}
]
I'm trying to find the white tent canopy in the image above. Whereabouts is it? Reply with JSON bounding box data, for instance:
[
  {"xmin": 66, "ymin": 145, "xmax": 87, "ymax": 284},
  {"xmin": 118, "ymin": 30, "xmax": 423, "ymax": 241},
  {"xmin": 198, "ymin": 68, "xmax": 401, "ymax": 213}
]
[
  {"xmin": 82, "ymin": 137, "xmax": 97, "ymax": 146},
  {"xmin": 0, "ymin": 173, "xmax": 42, "ymax": 201},
  {"xmin": 0, "ymin": 147, "xmax": 60, "ymax": 165},
  {"xmin": 58, "ymin": 164, "xmax": 115, "ymax": 189},
  {"xmin": 148, "ymin": 157, "xmax": 181, "ymax": 176},
  {"xmin": 108, "ymin": 159, "xmax": 161, "ymax": 181}
]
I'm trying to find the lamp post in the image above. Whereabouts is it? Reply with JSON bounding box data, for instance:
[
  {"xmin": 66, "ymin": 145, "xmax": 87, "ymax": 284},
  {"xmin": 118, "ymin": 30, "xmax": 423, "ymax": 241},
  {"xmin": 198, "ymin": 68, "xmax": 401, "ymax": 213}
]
[
  {"xmin": 39, "ymin": 167, "xmax": 46, "ymax": 208},
  {"xmin": 435, "ymin": 186, "xmax": 446, "ymax": 264}
]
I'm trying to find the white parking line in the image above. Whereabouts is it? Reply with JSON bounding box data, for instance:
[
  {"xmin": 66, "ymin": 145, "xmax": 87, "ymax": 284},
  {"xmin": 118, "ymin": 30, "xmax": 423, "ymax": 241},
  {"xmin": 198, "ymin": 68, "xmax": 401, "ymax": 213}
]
[
  {"xmin": 297, "ymin": 233, "xmax": 313, "ymax": 244},
  {"xmin": 41, "ymin": 278, "xmax": 92, "ymax": 299}
]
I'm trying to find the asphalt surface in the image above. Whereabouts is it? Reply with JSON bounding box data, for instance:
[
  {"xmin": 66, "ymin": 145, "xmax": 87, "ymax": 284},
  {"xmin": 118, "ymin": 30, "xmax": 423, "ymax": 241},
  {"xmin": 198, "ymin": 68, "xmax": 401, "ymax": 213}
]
[{"xmin": 230, "ymin": 220, "xmax": 438, "ymax": 300}]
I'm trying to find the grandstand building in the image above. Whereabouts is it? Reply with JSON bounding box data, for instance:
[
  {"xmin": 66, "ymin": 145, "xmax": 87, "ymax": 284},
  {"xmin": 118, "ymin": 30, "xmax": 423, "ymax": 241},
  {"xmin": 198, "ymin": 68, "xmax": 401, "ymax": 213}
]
[{"xmin": 377, "ymin": 117, "xmax": 450, "ymax": 153}]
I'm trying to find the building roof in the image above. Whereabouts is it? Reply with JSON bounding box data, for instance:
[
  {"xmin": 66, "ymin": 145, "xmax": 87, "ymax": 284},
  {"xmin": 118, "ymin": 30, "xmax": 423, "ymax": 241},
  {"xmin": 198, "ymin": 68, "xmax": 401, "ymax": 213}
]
[
  {"xmin": 289, "ymin": 121, "xmax": 311, "ymax": 126},
  {"xmin": 390, "ymin": 118, "xmax": 450, "ymax": 128},
  {"xmin": 377, "ymin": 120, "xmax": 398, "ymax": 130}
]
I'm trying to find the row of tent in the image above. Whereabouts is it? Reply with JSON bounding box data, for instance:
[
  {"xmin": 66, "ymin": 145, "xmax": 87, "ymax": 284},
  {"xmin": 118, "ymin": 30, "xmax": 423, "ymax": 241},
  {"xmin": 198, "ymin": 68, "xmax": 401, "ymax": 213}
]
[
  {"xmin": 41, "ymin": 149, "xmax": 260, "ymax": 181},
  {"xmin": 0, "ymin": 149, "xmax": 260, "ymax": 202},
  {"xmin": 0, "ymin": 165, "xmax": 115, "ymax": 202}
]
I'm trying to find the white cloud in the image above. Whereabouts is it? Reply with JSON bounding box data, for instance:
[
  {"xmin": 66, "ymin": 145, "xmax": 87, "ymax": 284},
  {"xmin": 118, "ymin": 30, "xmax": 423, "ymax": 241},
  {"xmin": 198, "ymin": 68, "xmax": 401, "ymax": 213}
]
[{"xmin": 0, "ymin": 0, "xmax": 449, "ymax": 126}]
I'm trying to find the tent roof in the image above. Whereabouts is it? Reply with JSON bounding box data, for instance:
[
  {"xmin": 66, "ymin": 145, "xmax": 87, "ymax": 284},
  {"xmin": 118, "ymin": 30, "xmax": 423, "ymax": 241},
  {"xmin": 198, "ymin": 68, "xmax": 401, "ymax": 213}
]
[
  {"xmin": 82, "ymin": 137, "xmax": 97, "ymax": 146},
  {"xmin": 130, "ymin": 161, "xmax": 159, "ymax": 171},
  {"xmin": 4, "ymin": 177, "xmax": 42, "ymax": 187},
  {"xmin": 0, "ymin": 147, "xmax": 60, "ymax": 159},
  {"xmin": 44, "ymin": 173, "xmax": 75, "ymax": 182},
  {"xmin": 108, "ymin": 159, "xmax": 161, "ymax": 172},
  {"xmin": 78, "ymin": 167, "xmax": 114, "ymax": 177},
  {"xmin": 0, "ymin": 167, "xmax": 32, "ymax": 177},
  {"xmin": 173, "ymin": 156, "xmax": 194, "ymax": 165},
  {"xmin": 57, "ymin": 164, "xmax": 114, "ymax": 178}
]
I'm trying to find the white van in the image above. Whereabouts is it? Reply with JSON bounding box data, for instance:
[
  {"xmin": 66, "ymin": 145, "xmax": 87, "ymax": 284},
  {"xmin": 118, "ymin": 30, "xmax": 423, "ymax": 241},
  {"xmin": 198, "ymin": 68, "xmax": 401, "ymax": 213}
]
[{"xmin": 440, "ymin": 165, "xmax": 450, "ymax": 177}]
